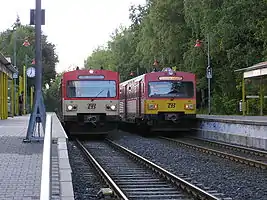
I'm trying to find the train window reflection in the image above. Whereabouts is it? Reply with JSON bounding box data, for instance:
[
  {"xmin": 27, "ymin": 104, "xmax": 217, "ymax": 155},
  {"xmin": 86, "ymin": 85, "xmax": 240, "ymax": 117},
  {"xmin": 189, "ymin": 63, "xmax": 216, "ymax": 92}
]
[
  {"xmin": 67, "ymin": 80, "xmax": 116, "ymax": 98},
  {"xmin": 148, "ymin": 81, "xmax": 194, "ymax": 98}
]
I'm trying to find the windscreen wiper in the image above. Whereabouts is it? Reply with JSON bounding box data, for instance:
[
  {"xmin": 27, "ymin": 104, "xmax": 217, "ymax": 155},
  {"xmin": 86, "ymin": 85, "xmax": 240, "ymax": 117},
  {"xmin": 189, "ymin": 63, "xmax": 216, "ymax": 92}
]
[{"xmin": 91, "ymin": 89, "xmax": 106, "ymax": 101}]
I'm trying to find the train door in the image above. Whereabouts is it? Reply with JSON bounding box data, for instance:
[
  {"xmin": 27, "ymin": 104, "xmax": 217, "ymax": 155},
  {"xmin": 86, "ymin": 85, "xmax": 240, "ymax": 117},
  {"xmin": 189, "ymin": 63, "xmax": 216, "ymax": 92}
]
[
  {"xmin": 137, "ymin": 81, "xmax": 142, "ymax": 117},
  {"xmin": 124, "ymin": 84, "xmax": 128, "ymax": 119},
  {"xmin": 58, "ymin": 78, "xmax": 63, "ymax": 119}
]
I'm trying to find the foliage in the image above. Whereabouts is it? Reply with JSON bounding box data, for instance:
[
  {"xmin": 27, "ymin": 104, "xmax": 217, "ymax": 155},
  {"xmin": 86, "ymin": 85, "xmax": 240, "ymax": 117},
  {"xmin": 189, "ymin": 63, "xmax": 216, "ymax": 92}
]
[
  {"xmin": 0, "ymin": 16, "xmax": 59, "ymax": 87},
  {"xmin": 0, "ymin": 16, "xmax": 59, "ymax": 112},
  {"xmin": 84, "ymin": 0, "xmax": 267, "ymax": 115},
  {"xmin": 43, "ymin": 73, "xmax": 62, "ymax": 112},
  {"xmin": 85, "ymin": 46, "xmax": 116, "ymax": 70}
]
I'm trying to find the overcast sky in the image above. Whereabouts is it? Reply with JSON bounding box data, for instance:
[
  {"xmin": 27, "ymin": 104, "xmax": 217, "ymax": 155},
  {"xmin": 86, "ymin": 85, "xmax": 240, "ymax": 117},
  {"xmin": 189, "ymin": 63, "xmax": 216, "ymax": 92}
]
[{"xmin": 0, "ymin": 0, "xmax": 146, "ymax": 72}]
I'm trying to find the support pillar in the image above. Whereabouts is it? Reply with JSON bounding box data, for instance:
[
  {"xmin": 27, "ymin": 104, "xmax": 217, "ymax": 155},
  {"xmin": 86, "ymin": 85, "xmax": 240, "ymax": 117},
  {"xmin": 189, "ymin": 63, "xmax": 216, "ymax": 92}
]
[
  {"xmin": 242, "ymin": 78, "xmax": 246, "ymax": 116},
  {"xmin": 0, "ymin": 72, "xmax": 3, "ymax": 119},
  {"xmin": 13, "ymin": 79, "xmax": 18, "ymax": 116},
  {"xmin": 0, "ymin": 72, "xmax": 8, "ymax": 120},
  {"xmin": 259, "ymin": 76, "xmax": 264, "ymax": 116},
  {"xmin": 24, "ymin": 0, "xmax": 47, "ymax": 142},
  {"xmin": 15, "ymin": 84, "xmax": 19, "ymax": 116},
  {"xmin": 4, "ymin": 73, "xmax": 8, "ymax": 119},
  {"xmin": 11, "ymin": 79, "xmax": 15, "ymax": 117},
  {"xmin": 30, "ymin": 86, "xmax": 34, "ymax": 111},
  {"xmin": 23, "ymin": 65, "xmax": 26, "ymax": 115}
]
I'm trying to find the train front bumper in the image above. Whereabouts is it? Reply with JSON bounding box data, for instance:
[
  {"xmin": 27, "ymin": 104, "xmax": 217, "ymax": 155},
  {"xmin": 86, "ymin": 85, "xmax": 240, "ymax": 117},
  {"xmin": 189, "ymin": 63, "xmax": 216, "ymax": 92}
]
[{"xmin": 63, "ymin": 114, "xmax": 119, "ymax": 122}]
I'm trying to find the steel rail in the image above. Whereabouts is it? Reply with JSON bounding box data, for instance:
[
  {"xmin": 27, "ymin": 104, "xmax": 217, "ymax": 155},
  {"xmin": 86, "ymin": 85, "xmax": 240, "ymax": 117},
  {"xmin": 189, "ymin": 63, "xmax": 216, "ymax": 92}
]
[
  {"xmin": 160, "ymin": 137, "xmax": 267, "ymax": 169},
  {"xmin": 76, "ymin": 139, "xmax": 129, "ymax": 200},
  {"xmin": 187, "ymin": 136, "xmax": 267, "ymax": 157},
  {"xmin": 106, "ymin": 139, "xmax": 221, "ymax": 200}
]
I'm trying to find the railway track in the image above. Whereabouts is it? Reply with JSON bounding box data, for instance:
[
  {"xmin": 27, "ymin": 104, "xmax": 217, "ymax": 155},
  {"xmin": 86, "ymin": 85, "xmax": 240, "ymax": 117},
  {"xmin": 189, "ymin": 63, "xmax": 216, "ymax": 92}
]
[
  {"xmin": 76, "ymin": 139, "xmax": 230, "ymax": 200},
  {"xmin": 160, "ymin": 136, "xmax": 267, "ymax": 169}
]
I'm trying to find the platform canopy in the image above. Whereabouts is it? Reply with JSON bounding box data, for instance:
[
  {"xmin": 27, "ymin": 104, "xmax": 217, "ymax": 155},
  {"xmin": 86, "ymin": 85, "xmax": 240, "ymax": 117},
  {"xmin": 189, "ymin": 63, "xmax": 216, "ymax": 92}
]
[
  {"xmin": 235, "ymin": 61, "xmax": 267, "ymax": 116},
  {"xmin": 0, "ymin": 52, "xmax": 18, "ymax": 78},
  {"xmin": 235, "ymin": 61, "xmax": 267, "ymax": 79}
]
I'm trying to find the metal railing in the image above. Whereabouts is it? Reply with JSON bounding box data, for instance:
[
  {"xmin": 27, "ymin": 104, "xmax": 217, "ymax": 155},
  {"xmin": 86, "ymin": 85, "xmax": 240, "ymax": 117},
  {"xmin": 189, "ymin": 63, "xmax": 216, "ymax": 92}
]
[{"xmin": 40, "ymin": 114, "xmax": 52, "ymax": 200}]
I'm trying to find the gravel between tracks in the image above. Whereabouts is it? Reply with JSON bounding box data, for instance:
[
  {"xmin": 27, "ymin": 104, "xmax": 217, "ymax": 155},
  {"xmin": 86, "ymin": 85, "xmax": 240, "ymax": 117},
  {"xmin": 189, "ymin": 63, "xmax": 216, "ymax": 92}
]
[
  {"xmin": 109, "ymin": 132, "xmax": 267, "ymax": 200},
  {"xmin": 179, "ymin": 137, "xmax": 267, "ymax": 163},
  {"xmin": 67, "ymin": 141, "xmax": 105, "ymax": 200}
]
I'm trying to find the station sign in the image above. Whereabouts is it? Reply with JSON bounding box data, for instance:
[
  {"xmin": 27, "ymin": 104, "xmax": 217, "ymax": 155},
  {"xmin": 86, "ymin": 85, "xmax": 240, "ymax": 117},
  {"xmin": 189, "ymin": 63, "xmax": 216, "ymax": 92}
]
[{"xmin": 13, "ymin": 72, "xmax": 18, "ymax": 79}]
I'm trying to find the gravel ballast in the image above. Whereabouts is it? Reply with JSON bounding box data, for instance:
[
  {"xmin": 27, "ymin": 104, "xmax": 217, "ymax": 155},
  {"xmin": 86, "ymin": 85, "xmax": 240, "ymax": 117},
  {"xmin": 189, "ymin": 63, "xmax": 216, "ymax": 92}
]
[
  {"xmin": 67, "ymin": 141, "xmax": 105, "ymax": 200},
  {"xmin": 109, "ymin": 132, "xmax": 267, "ymax": 200}
]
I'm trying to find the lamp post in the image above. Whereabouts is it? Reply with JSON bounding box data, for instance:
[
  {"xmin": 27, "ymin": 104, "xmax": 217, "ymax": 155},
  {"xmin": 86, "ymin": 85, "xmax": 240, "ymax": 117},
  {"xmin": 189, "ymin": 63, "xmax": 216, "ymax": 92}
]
[
  {"xmin": 24, "ymin": 0, "xmax": 46, "ymax": 142},
  {"xmin": 195, "ymin": 34, "xmax": 212, "ymax": 115},
  {"xmin": 12, "ymin": 26, "xmax": 18, "ymax": 117}
]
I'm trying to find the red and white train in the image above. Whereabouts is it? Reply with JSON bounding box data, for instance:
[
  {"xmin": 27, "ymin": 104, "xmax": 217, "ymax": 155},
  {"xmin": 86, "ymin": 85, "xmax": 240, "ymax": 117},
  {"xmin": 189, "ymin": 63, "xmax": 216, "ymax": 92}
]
[{"xmin": 59, "ymin": 68, "xmax": 120, "ymax": 135}]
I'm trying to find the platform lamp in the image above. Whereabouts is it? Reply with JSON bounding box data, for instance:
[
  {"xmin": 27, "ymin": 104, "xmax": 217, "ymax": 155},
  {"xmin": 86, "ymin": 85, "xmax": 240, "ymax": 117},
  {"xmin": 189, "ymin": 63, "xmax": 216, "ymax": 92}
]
[{"xmin": 194, "ymin": 35, "xmax": 212, "ymax": 115}]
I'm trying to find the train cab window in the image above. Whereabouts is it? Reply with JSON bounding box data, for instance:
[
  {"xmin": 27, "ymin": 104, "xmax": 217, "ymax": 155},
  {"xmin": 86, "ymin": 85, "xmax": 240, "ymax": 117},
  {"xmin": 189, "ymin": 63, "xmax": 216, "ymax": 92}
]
[
  {"xmin": 148, "ymin": 81, "xmax": 194, "ymax": 98},
  {"xmin": 67, "ymin": 80, "xmax": 117, "ymax": 98}
]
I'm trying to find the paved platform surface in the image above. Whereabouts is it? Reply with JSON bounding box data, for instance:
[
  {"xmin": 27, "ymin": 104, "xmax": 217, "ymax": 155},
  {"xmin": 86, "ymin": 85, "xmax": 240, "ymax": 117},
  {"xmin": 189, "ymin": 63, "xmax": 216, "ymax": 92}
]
[
  {"xmin": 197, "ymin": 114, "xmax": 267, "ymax": 125},
  {"xmin": 0, "ymin": 113, "xmax": 72, "ymax": 200},
  {"xmin": 0, "ymin": 115, "xmax": 43, "ymax": 199}
]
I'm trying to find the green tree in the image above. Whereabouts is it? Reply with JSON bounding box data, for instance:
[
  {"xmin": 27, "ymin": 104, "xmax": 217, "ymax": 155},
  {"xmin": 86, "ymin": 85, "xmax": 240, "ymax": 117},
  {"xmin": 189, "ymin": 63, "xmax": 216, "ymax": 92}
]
[
  {"xmin": 43, "ymin": 73, "xmax": 63, "ymax": 112},
  {"xmin": 0, "ymin": 16, "xmax": 59, "ymax": 87},
  {"xmin": 84, "ymin": 0, "xmax": 267, "ymax": 115},
  {"xmin": 85, "ymin": 46, "xmax": 116, "ymax": 70}
]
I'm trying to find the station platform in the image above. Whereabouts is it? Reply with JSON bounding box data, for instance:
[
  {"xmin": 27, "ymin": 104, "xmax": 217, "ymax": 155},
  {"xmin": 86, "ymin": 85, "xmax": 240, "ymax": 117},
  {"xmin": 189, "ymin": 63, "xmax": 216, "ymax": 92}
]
[
  {"xmin": 0, "ymin": 113, "xmax": 74, "ymax": 200},
  {"xmin": 197, "ymin": 114, "xmax": 267, "ymax": 125},
  {"xmin": 195, "ymin": 114, "xmax": 267, "ymax": 150}
]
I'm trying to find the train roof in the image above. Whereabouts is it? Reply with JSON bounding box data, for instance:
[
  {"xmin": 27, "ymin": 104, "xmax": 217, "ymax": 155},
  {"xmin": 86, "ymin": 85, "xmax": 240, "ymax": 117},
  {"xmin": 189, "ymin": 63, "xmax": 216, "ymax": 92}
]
[
  {"xmin": 63, "ymin": 69, "xmax": 118, "ymax": 76},
  {"xmin": 120, "ymin": 74, "xmax": 145, "ymax": 86},
  {"xmin": 120, "ymin": 71, "xmax": 195, "ymax": 86}
]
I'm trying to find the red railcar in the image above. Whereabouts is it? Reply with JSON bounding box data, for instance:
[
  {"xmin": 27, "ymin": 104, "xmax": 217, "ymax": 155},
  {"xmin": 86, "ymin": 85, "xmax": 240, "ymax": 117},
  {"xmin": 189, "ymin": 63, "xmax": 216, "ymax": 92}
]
[{"xmin": 60, "ymin": 68, "xmax": 120, "ymax": 135}]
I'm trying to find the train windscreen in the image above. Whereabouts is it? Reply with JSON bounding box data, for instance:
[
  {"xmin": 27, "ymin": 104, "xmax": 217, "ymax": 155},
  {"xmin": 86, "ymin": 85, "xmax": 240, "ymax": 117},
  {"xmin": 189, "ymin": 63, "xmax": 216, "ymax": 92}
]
[
  {"xmin": 67, "ymin": 80, "xmax": 117, "ymax": 98},
  {"xmin": 148, "ymin": 81, "xmax": 194, "ymax": 98}
]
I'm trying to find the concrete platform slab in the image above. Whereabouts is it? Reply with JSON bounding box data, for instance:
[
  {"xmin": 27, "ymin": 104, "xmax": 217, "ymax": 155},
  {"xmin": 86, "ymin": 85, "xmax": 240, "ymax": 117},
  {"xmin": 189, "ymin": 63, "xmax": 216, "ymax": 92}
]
[
  {"xmin": 0, "ymin": 113, "xmax": 74, "ymax": 200},
  {"xmin": 0, "ymin": 115, "xmax": 43, "ymax": 199},
  {"xmin": 50, "ymin": 113, "xmax": 74, "ymax": 200},
  {"xmin": 195, "ymin": 114, "xmax": 267, "ymax": 150},
  {"xmin": 197, "ymin": 114, "xmax": 267, "ymax": 125}
]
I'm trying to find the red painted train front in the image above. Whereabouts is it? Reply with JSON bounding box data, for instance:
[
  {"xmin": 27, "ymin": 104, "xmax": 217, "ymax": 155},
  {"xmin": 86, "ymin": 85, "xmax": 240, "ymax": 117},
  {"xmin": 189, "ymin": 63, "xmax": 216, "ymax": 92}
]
[{"xmin": 59, "ymin": 68, "xmax": 120, "ymax": 135}]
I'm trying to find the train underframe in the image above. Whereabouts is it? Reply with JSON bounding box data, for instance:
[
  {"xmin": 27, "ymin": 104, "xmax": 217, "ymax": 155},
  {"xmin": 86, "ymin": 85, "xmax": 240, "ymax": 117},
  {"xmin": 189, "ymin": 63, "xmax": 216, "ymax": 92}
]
[
  {"xmin": 63, "ymin": 113, "xmax": 118, "ymax": 136},
  {"xmin": 144, "ymin": 112, "xmax": 196, "ymax": 131},
  {"xmin": 121, "ymin": 112, "xmax": 196, "ymax": 136}
]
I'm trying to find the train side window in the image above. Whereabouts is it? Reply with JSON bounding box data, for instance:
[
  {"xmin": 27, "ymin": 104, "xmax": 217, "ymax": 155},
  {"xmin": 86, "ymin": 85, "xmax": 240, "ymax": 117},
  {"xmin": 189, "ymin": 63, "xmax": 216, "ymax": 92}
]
[
  {"xmin": 136, "ymin": 83, "xmax": 139, "ymax": 96},
  {"xmin": 128, "ymin": 87, "xmax": 131, "ymax": 98}
]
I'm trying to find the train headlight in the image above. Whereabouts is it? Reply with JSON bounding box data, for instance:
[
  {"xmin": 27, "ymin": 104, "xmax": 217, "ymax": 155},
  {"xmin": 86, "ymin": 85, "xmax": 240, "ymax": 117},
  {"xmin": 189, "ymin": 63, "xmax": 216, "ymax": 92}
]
[
  {"xmin": 67, "ymin": 105, "xmax": 73, "ymax": 110},
  {"xmin": 110, "ymin": 105, "xmax": 116, "ymax": 110},
  {"xmin": 148, "ymin": 103, "xmax": 158, "ymax": 110},
  {"xmin": 106, "ymin": 104, "xmax": 117, "ymax": 111},
  {"xmin": 66, "ymin": 104, "xmax": 77, "ymax": 111},
  {"xmin": 184, "ymin": 104, "xmax": 194, "ymax": 110}
]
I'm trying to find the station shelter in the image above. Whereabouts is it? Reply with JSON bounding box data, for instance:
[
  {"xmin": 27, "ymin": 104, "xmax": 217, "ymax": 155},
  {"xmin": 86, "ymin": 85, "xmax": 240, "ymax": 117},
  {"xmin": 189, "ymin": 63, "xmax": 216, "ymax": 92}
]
[
  {"xmin": 0, "ymin": 52, "xmax": 18, "ymax": 119},
  {"xmin": 235, "ymin": 62, "xmax": 267, "ymax": 116}
]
